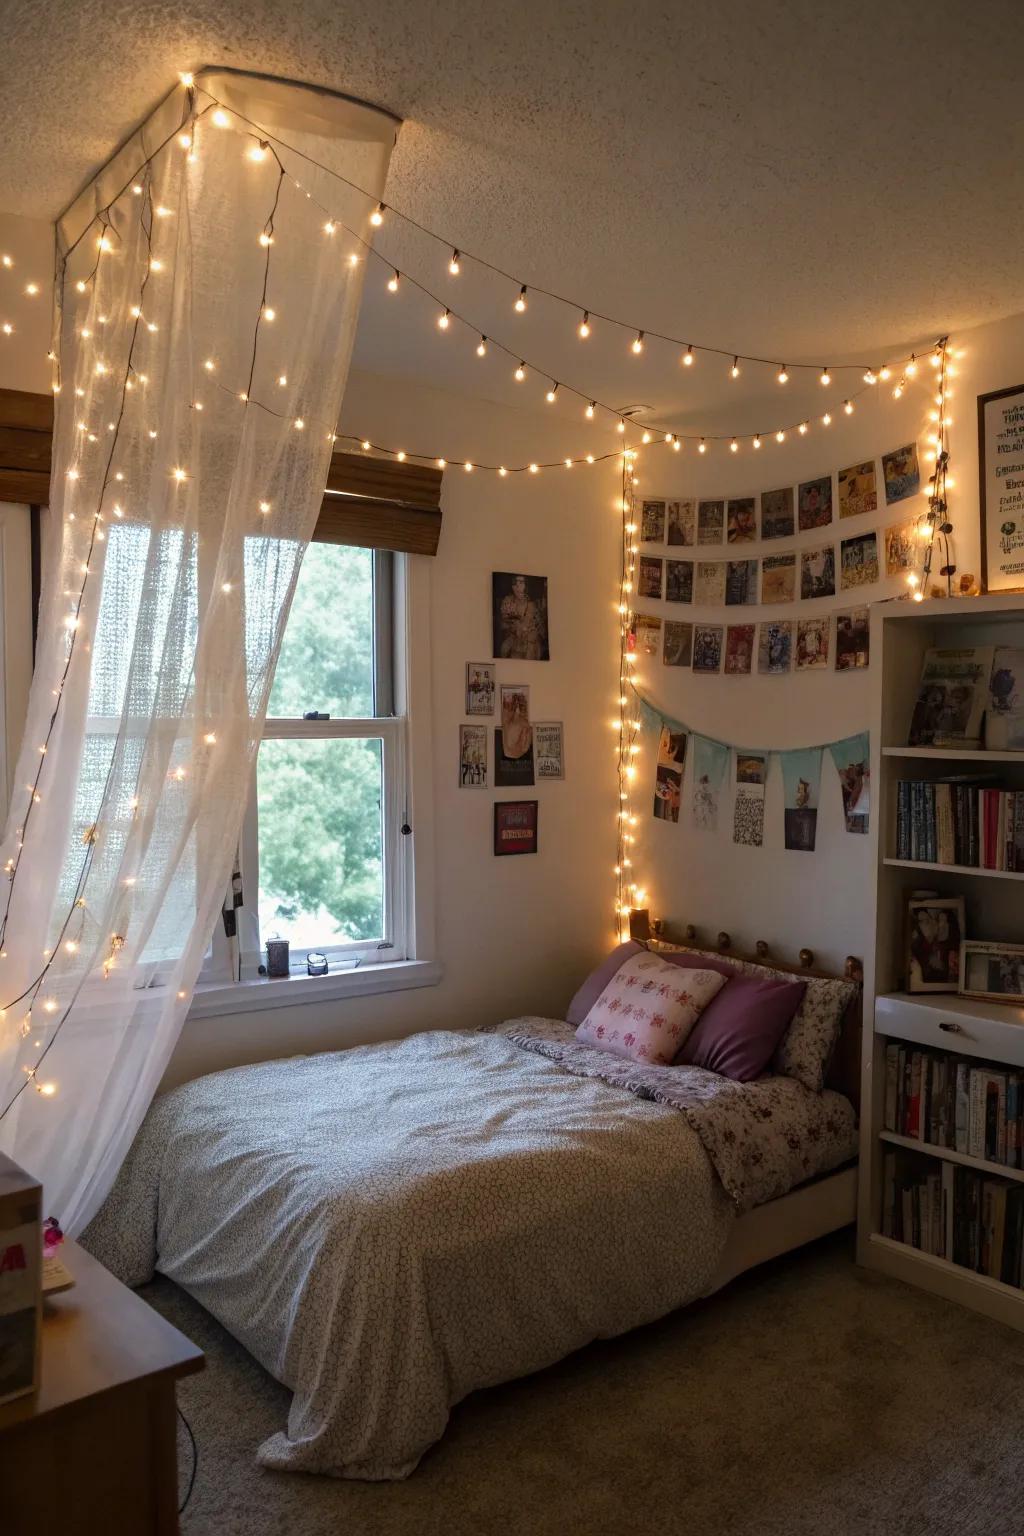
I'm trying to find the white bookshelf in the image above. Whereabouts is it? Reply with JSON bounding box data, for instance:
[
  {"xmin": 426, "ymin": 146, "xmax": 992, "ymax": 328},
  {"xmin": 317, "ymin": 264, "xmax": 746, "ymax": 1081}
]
[{"xmin": 858, "ymin": 593, "xmax": 1024, "ymax": 1332}]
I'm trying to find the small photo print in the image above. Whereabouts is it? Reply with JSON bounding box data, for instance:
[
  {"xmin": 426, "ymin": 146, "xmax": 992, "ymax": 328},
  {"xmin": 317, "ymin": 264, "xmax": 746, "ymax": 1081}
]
[
  {"xmin": 667, "ymin": 499, "xmax": 696, "ymax": 546},
  {"xmin": 725, "ymin": 624, "xmax": 755, "ymax": 674},
  {"xmin": 697, "ymin": 499, "xmax": 725, "ymax": 545},
  {"xmin": 493, "ymin": 572, "xmax": 549, "ymax": 661},
  {"xmin": 494, "ymin": 799, "xmax": 538, "ymax": 856},
  {"xmin": 760, "ymin": 486, "xmax": 795, "ymax": 540},
  {"xmin": 534, "ymin": 721, "xmax": 564, "ymax": 779},
  {"xmin": 761, "ymin": 553, "xmax": 796, "ymax": 604},
  {"xmin": 494, "ymin": 727, "xmax": 535, "ymax": 787},
  {"xmin": 653, "ymin": 727, "xmax": 687, "ymax": 823},
  {"xmin": 840, "ymin": 531, "xmax": 880, "ymax": 589},
  {"xmin": 906, "ymin": 897, "xmax": 964, "ymax": 992},
  {"xmin": 838, "ymin": 460, "xmax": 878, "ymax": 519},
  {"xmin": 638, "ymin": 555, "xmax": 664, "ymax": 599},
  {"xmin": 883, "ymin": 442, "xmax": 921, "ymax": 505},
  {"xmin": 694, "ymin": 561, "xmax": 726, "ymax": 605},
  {"xmin": 459, "ymin": 724, "xmax": 488, "ymax": 787},
  {"xmin": 796, "ymin": 617, "xmax": 829, "ymax": 670},
  {"xmin": 736, "ymin": 752, "xmax": 767, "ymax": 786},
  {"xmin": 727, "ymin": 497, "xmax": 757, "ymax": 544},
  {"xmin": 498, "ymin": 685, "xmax": 532, "ymax": 781},
  {"xmin": 758, "ymin": 620, "xmax": 793, "ymax": 675},
  {"xmin": 465, "ymin": 661, "xmax": 495, "ymax": 715},
  {"xmin": 693, "ymin": 624, "xmax": 724, "ymax": 673},
  {"xmin": 641, "ymin": 499, "xmax": 666, "ymax": 542},
  {"xmin": 798, "ymin": 475, "xmax": 833, "ymax": 531},
  {"xmin": 800, "ymin": 545, "xmax": 836, "ymax": 600},
  {"xmin": 665, "ymin": 559, "xmax": 693, "ymax": 603},
  {"xmin": 663, "ymin": 620, "xmax": 694, "ymax": 666},
  {"xmin": 885, "ymin": 521, "xmax": 918, "ymax": 575},
  {"xmin": 836, "ymin": 607, "xmax": 870, "ymax": 671},
  {"xmin": 633, "ymin": 612, "xmax": 662, "ymax": 656},
  {"xmin": 725, "ymin": 559, "xmax": 758, "ymax": 606}
]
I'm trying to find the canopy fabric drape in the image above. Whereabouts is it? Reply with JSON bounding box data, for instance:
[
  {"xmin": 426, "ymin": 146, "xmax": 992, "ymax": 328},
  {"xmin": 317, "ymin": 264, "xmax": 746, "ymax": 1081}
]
[{"xmin": 0, "ymin": 72, "xmax": 396, "ymax": 1231}]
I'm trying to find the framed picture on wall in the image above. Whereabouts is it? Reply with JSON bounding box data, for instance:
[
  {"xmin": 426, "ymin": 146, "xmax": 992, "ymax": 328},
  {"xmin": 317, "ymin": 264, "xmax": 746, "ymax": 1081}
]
[
  {"xmin": 978, "ymin": 383, "xmax": 1024, "ymax": 592},
  {"xmin": 905, "ymin": 895, "xmax": 965, "ymax": 993}
]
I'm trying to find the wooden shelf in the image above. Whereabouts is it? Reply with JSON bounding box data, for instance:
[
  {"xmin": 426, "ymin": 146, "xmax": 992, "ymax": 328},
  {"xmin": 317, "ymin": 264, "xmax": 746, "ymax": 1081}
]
[
  {"xmin": 882, "ymin": 857, "xmax": 1024, "ymax": 881},
  {"xmin": 878, "ymin": 1130, "xmax": 1024, "ymax": 1184},
  {"xmin": 882, "ymin": 746, "xmax": 1024, "ymax": 762}
]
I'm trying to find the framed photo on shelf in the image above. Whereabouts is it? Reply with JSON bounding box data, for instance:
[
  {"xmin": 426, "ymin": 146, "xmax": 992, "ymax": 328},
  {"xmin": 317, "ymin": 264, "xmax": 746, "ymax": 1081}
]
[
  {"xmin": 906, "ymin": 895, "xmax": 965, "ymax": 993},
  {"xmin": 959, "ymin": 939, "xmax": 1024, "ymax": 1003},
  {"xmin": 978, "ymin": 383, "xmax": 1024, "ymax": 593}
]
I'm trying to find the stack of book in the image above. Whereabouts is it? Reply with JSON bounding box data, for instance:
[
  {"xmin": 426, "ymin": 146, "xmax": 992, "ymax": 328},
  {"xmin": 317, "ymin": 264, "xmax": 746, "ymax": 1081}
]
[
  {"xmin": 895, "ymin": 779, "xmax": 1024, "ymax": 869},
  {"xmin": 882, "ymin": 1149, "xmax": 1024, "ymax": 1286},
  {"xmin": 884, "ymin": 1042, "xmax": 1024, "ymax": 1164}
]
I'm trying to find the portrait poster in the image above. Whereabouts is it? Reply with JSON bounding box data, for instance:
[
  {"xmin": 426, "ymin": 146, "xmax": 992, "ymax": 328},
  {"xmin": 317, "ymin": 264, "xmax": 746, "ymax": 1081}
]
[
  {"xmin": 725, "ymin": 624, "xmax": 755, "ymax": 674},
  {"xmin": 663, "ymin": 620, "xmax": 694, "ymax": 667},
  {"xmin": 829, "ymin": 731, "xmax": 870, "ymax": 834},
  {"xmin": 882, "ymin": 442, "xmax": 921, "ymax": 504},
  {"xmin": 840, "ymin": 532, "xmax": 879, "ymax": 589},
  {"xmin": 494, "ymin": 728, "xmax": 534, "ymax": 787},
  {"xmin": 761, "ymin": 552, "xmax": 795, "ymax": 604},
  {"xmin": 492, "ymin": 572, "xmax": 549, "ymax": 661},
  {"xmin": 800, "ymin": 545, "xmax": 836, "ymax": 600},
  {"xmin": 534, "ymin": 722, "xmax": 564, "ymax": 780},
  {"xmin": 641, "ymin": 499, "xmax": 666, "ymax": 543},
  {"xmin": 694, "ymin": 561, "xmax": 726, "ymax": 606},
  {"xmin": 458, "ymin": 724, "xmax": 488, "ymax": 788},
  {"xmin": 725, "ymin": 559, "xmax": 758, "ymax": 605},
  {"xmin": 979, "ymin": 385, "xmax": 1024, "ymax": 592},
  {"xmin": 691, "ymin": 734, "xmax": 729, "ymax": 832},
  {"xmin": 798, "ymin": 475, "xmax": 833, "ymax": 531},
  {"xmin": 758, "ymin": 619, "xmax": 793, "ymax": 675},
  {"xmin": 760, "ymin": 486, "xmax": 795, "ymax": 540},
  {"xmin": 733, "ymin": 751, "xmax": 767, "ymax": 847},
  {"xmin": 496, "ymin": 684, "xmax": 533, "ymax": 786},
  {"xmin": 465, "ymin": 661, "xmax": 496, "ymax": 715},
  {"xmin": 633, "ymin": 612, "xmax": 662, "ymax": 656},
  {"xmin": 692, "ymin": 625, "xmax": 724, "ymax": 674},
  {"xmin": 638, "ymin": 555, "xmax": 664, "ymax": 599},
  {"xmin": 653, "ymin": 727, "xmax": 686, "ymax": 823},
  {"xmin": 838, "ymin": 459, "xmax": 878, "ymax": 519},
  {"xmin": 727, "ymin": 497, "xmax": 757, "ymax": 543},
  {"xmin": 796, "ymin": 617, "xmax": 829, "ymax": 669},
  {"xmin": 906, "ymin": 897, "xmax": 964, "ymax": 992},
  {"xmin": 667, "ymin": 498, "xmax": 696, "ymax": 546},
  {"xmin": 780, "ymin": 746, "xmax": 823, "ymax": 853},
  {"xmin": 884, "ymin": 521, "xmax": 917, "ymax": 576},
  {"xmin": 835, "ymin": 607, "xmax": 870, "ymax": 671},
  {"xmin": 494, "ymin": 800, "xmax": 538, "ymax": 856},
  {"xmin": 666, "ymin": 559, "xmax": 694, "ymax": 603},
  {"xmin": 697, "ymin": 499, "xmax": 725, "ymax": 545}
]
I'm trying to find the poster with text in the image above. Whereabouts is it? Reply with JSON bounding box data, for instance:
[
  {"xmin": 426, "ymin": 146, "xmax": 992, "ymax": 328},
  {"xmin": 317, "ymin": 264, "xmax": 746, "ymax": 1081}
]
[
  {"xmin": 641, "ymin": 499, "xmax": 666, "ymax": 542},
  {"xmin": 761, "ymin": 553, "xmax": 796, "ymax": 604},
  {"xmin": 692, "ymin": 624, "xmax": 724, "ymax": 673},
  {"xmin": 758, "ymin": 620, "xmax": 793, "ymax": 674},
  {"xmin": 835, "ymin": 608, "xmax": 870, "ymax": 670},
  {"xmin": 459, "ymin": 724, "xmax": 488, "ymax": 787},
  {"xmin": 840, "ymin": 532, "xmax": 879, "ymax": 589},
  {"xmin": 800, "ymin": 545, "xmax": 836, "ymax": 600},
  {"xmin": 882, "ymin": 442, "xmax": 921, "ymax": 504},
  {"xmin": 534, "ymin": 722, "xmax": 565, "ymax": 780},
  {"xmin": 638, "ymin": 555, "xmax": 664, "ymax": 599},
  {"xmin": 838, "ymin": 459, "xmax": 878, "ymax": 518},
  {"xmin": 694, "ymin": 561, "xmax": 726, "ymax": 605},
  {"xmin": 663, "ymin": 620, "xmax": 694, "ymax": 666},
  {"xmin": 697, "ymin": 499, "xmax": 725, "ymax": 545},
  {"xmin": 761, "ymin": 486, "xmax": 795, "ymax": 539},
  {"xmin": 727, "ymin": 498, "xmax": 757, "ymax": 543},
  {"xmin": 798, "ymin": 475, "xmax": 833, "ymax": 530},
  {"xmin": 725, "ymin": 624, "xmax": 755, "ymax": 674},
  {"xmin": 980, "ymin": 386, "xmax": 1024, "ymax": 591},
  {"xmin": 667, "ymin": 499, "xmax": 696, "ymax": 546},
  {"xmin": 733, "ymin": 751, "xmax": 767, "ymax": 847},
  {"xmin": 494, "ymin": 800, "xmax": 538, "ymax": 855},
  {"xmin": 725, "ymin": 559, "xmax": 758, "ymax": 605},
  {"xmin": 666, "ymin": 559, "xmax": 694, "ymax": 602}
]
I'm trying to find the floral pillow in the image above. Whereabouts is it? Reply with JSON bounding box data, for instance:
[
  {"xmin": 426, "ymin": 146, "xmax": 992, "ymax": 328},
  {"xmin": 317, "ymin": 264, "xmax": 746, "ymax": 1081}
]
[
  {"xmin": 575, "ymin": 951, "xmax": 727, "ymax": 1066},
  {"xmin": 654, "ymin": 942, "xmax": 856, "ymax": 1094}
]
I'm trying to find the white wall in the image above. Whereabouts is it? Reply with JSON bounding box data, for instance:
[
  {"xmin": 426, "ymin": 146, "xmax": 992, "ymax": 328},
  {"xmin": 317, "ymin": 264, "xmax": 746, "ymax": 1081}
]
[{"xmin": 627, "ymin": 312, "xmax": 1024, "ymax": 975}]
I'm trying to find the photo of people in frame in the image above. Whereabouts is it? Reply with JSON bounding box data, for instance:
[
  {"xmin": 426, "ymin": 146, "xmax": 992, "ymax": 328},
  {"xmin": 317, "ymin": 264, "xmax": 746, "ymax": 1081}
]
[
  {"xmin": 492, "ymin": 572, "xmax": 549, "ymax": 660},
  {"xmin": 906, "ymin": 898, "xmax": 964, "ymax": 992}
]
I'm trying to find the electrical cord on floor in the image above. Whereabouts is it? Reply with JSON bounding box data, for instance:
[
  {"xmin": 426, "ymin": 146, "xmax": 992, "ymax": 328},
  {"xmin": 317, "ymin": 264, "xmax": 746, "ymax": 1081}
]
[{"xmin": 178, "ymin": 1403, "xmax": 198, "ymax": 1515}]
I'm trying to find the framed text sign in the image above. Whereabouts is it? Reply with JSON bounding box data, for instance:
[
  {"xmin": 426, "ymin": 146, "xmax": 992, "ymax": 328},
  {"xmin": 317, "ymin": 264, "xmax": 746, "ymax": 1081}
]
[{"xmin": 979, "ymin": 383, "xmax": 1024, "ymax": 592}]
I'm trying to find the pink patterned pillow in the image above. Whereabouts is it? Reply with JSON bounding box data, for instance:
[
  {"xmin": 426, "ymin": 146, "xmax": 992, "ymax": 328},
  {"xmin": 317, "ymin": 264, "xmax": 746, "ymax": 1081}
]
[{"xmin": 575, "ymin": 951, "xmax": 727, "ymax": 1065}]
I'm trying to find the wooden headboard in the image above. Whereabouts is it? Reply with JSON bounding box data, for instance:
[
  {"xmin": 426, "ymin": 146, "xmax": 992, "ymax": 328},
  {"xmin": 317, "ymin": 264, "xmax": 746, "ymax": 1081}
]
[{"xmin": 634, "ymin": 916, "xmax": 863, "ymax": 1113}]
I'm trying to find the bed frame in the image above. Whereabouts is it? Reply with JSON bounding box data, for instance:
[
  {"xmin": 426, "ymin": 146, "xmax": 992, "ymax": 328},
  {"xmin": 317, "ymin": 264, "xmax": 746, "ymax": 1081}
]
[{"xmin": 639, "ymin": 918, "xmax": 863, "ymax": 1295}]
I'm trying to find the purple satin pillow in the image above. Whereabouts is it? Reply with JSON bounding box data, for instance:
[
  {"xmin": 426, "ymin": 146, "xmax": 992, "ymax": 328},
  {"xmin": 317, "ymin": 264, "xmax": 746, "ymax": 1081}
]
[{"xmin": 566, "ymin": 944, "xmax": 804, "ymax": 1082}]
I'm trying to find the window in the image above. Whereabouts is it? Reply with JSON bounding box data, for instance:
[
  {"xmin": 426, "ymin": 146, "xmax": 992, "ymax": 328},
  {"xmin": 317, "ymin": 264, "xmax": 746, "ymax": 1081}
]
[{"xmin": 227, "ymin": 542, "xmax": 410, "ymax": 980}]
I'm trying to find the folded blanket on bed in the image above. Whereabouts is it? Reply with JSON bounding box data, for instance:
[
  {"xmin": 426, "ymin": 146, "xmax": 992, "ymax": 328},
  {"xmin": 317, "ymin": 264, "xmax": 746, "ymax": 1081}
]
[{"xmin": 82, "ymin": 1023, "xmax": 856, "ymax": 1482}]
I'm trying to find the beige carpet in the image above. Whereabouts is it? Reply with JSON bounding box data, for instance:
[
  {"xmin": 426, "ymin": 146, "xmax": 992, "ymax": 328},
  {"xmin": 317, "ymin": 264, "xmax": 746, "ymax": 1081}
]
[{"xmin": 149, "ymin": 1231, "xmax": 1024, "ymax": 1536}]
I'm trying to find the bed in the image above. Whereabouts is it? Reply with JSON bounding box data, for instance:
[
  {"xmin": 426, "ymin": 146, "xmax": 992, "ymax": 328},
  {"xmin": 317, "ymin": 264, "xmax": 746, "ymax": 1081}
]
[{"xmin": 81, "ymin": 933, "xmax": 861, "ymax": 1481}]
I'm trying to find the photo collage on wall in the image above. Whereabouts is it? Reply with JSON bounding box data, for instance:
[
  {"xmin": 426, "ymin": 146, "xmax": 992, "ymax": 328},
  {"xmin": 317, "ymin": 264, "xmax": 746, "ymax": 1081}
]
[
  {"xmin": 630, "ymin": 440, "xmax": 923, "ymax": 677},
  {"xmin": 461, "ymin": 574, "xmax": 565, "ymax": 855}
]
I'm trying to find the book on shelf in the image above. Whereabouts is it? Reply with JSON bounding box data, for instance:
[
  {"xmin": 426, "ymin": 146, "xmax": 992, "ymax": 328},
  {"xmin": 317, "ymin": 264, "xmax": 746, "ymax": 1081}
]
[
  {"xmin": 882, "ymin": 1146, "xmax": 1024, "ymax": 1287},
  {"xmin": 895, "ymin": 778, "xmax": 1024, "ymax": 869},
  {"xmin": 883, "ymin": 1041, "xmax": 1024, "ymax": 1167},
  {"xmin": 907, "ymin": 646, "xmax": 994, "ymax": 748}
]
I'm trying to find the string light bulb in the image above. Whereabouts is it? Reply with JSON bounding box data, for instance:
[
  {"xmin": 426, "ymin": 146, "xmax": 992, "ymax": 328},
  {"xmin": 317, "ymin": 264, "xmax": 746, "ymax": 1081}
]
[
  {"xmin": 387, "ymin": 270, "xmax": 399, "ymax": 292},
  {"xmin": 844, "ymin": 399, "xmax": 854, "ymax": 415},
  {"xmin": 683, "ymin": 345, "xmax": 694, "ymax": 367},
  {"xmin": 698, "ymin": 438, "xmax": 706, "ymax": 454},
  {"xmin": 863, "ymin": 369, "xmax": 877, "ymax": 385},
  {"xmin": 799, "ymin": 421, "xmax": 809, "ymax": 435},
  {"xmin": 212, "ymin": 108, "xmax": 230, "ymax": 127},
  {"xmin": 753, "ymin": 435, "xmax": 762, "ymax": 449},
  {"xmin": 437, "ymin": 308, "xmax": 450, "ymax": 330},
  {"xmin": 370, "ymin": 202, "xmax": 385, "ymax": 226},
  {"xmin": 578, "ymin": 311, "xmax": 591, "ymax": 338},
  {"xmin": 448, "ymin": 249, "xmax": 460, "ymax": 275},
  {"xmin": 730, "ymin": 439, "xmax": 738, "ymax": 453},
  {"xmin": 632, "ymin": 331, "xmax": 644, "ymax": 355},
  {"xmin": 514, "ymin": 362, "xmax": 526, "ymax": 382},
  {"xmin": 777, "ymin": 365, "xmax": 789, "ymax": 384},
  {"xmin": 248, "ymin": 142, "xmax": 269, "ymax": 163},
  {"xmin": 730, "ymin": 357, "xmax": 740, "ymax": 378},
  {"xmin": 775, "ymin": 429, "xmax": 785, "ymax": 443},
  {"xmin": 514, "ymin": 285, "xmax": 528, "ymax": 312},
  {"xmin": 546, "ymin": 383, "xmax": 558, "ymax": 403},
  {"xmin": 820, "ymin": 368, "xmax": 831, "ymax": 386},
  {"xmin": 585, "ymin": 401, "xmax": 595, "ymax": 419}
]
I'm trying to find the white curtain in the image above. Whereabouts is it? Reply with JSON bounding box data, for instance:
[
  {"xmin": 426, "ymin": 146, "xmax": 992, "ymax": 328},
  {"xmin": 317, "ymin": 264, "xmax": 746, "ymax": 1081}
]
[{"xmin": 0, "ymin": 72, "xmax": 395, "ymax": 1231}]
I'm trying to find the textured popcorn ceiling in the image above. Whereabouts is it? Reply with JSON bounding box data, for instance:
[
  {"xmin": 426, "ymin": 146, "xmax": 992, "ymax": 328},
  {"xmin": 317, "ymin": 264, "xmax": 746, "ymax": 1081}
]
[{"xmin": 2, "ymin": 0, "xmax": 1022, "ymax": 422}]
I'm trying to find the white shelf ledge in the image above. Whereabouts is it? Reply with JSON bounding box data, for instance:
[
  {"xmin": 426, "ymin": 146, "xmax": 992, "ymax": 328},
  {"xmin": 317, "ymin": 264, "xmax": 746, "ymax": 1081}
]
[
  {"xmin": 882, "ymin": 857, "xmax": 1024, "ymax": 881},
  {"xmin": 882, "ymin": 746, "xmax": 1024, "ymax": 762},
  {"xmin": 878, "ymin": 1130, "xmax": 1024, "ymax": 1184}
]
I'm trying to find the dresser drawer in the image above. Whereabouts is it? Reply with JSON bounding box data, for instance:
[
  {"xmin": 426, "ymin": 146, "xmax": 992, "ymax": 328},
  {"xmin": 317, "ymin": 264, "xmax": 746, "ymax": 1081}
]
[{"xmin": 875, "ymin": 992, "xmax": 1024, "ymax": 1068}]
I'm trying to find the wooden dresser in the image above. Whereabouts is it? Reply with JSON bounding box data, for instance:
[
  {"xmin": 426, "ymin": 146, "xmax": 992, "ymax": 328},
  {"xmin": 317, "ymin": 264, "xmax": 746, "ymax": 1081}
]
[{"xmin": 0, "ymin": 1238, "xmax": 203, "ymax": 1535}]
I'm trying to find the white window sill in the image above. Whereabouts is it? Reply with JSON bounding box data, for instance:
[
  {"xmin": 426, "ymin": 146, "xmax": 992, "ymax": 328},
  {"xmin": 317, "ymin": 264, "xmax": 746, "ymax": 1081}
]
[{"xmin": 186, "ymin": 959, "xmax": 443, "ymax": 1021}]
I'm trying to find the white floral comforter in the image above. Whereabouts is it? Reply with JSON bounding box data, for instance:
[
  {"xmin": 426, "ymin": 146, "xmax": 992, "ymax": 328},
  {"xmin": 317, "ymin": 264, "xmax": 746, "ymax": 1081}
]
[{"xmin": 82, "ymin": 1024, "xmax": 856, "ymax": 1481}]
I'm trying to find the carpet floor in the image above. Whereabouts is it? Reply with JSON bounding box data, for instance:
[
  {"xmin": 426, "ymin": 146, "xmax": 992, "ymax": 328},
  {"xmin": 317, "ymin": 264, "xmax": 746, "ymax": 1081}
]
[{"xmin": 149, "ymin": 1231, "xmax": 1024, "ymax": 1536}]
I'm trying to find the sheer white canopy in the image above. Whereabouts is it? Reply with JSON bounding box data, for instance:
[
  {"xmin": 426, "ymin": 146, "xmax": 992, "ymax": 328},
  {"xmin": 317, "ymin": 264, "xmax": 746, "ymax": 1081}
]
[{"xmin": 0, "ymin": 72, "xmax": 396, "ymax": 1230}]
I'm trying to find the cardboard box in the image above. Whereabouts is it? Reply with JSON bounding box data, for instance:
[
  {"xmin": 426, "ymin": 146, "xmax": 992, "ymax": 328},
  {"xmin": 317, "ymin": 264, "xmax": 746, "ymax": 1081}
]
[{"xmin": 0, "ymin": 1152, "xmax": 41, "ymax": 1406}]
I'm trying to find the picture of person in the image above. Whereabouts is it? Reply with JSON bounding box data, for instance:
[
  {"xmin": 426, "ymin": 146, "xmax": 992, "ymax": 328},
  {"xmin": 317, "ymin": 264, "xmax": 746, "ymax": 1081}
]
[
  {"xmin": 798, "ymin": 476, "xmax": 833, "ymax": 530},
  {"xmin": 500, "ymin": 685, "xmax": 532, "ymax": 758},
  {"xmin": 907, "ymin": 901, "xmax": 963, "ymax": 992},
  {"xmin": 883, "ymin": 442, "xmax": 921, "ymax": 504},
  {"xmin": 758, "ymin": 620, "xmax": 793, "ymax": 674},
  {"xmin": 465, "ymin": 662, "xmax": 496, "ymax": 715},
  {"xmin": 667, "ymin": 499, "xmax": 696, "ymax": 546},
  {"xmin": 663, "ymin": 620, "xmax": 693, "ymax": 666},
  {"xmin": 727, "ymin": 498, "xmax": 757, "ymax": 543},
  {"xmin": 760, "ymin": 486, "xmax": 794, "ymax": 539},
  {"xmin": 458, "ymin": 725, "xmax": 488, "ymax": 787},
  {"xmin": 492, "ymin": 572, "xmax": 549, "ymax": 660},
  {"xmin": 840, "ymin": 532, "xmax": 879, "ymax": 588},
  {"xmin": 800, "ymin": 545, "xmax": 836, "ymax": 600},
  {"xmin": 697, "ymin": 500, "xmax": 725, "ymax": 545},
  {"xmin": 641, "ymin": 499, "xmax": 666, "ymax": 542},
  {"xmin": 838, "ymin": 460, "xmax": 878, "ymax": 518},
  {"xmin": 692, "ymin": 625, "xmax": 724, "ymax": 672},
  {"xmin": 665, "ymin": 559, "xmax": 693, "ymax": 602}
]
